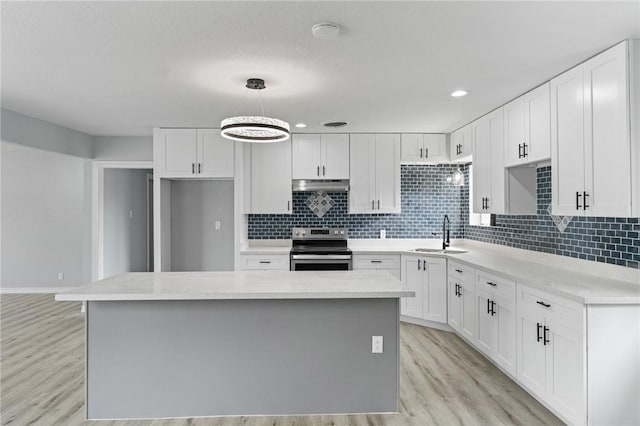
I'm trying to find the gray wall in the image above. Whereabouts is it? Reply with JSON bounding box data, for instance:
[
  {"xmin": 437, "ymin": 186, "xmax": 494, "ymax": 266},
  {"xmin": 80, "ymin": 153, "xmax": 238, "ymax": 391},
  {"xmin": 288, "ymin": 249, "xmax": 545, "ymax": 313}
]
[
  {"xmin": 93, "ymin": 136, "xmax": 153, "ymax": 161},
  {"xmin": 170, "ymin": 180, "xmax": 234, "ymax": 271},
  {"xmin": 103, "ymin": 169, "xmax": 152, "ymax": 278},
  {"xmin": 1, "ymin": 142, "xmax": 92, "ymax": 288},
  {"xmin": 1, "ymin": 108, "xmax": 94, "ymax": 158}
]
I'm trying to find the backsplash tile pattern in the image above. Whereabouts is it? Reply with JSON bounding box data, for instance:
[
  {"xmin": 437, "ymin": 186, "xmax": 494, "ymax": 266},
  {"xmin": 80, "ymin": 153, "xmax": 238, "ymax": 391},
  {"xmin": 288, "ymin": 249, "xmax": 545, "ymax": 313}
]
[
  {"xmin": 248, "ymin": 164, "xmax": 466, "ymax": 239},
  {"xmin": 248, "ymin": 164, "xmax": 639, "ymax": 269},
  {"xmin": 465, "ymin": 166, "xmax": 640, "ymax": 269}
]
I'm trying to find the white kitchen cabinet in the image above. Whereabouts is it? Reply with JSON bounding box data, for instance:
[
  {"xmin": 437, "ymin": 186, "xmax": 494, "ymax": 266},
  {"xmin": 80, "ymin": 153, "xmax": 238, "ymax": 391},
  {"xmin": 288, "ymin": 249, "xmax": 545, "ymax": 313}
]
[
  {"xmin": 291, "ymin": 134, "xmax": 349, "ymax": 179},
  {"xmin": 401, "ymin": 255, "xmax": 447, "ymax": 323},
  {"xmin": 551, "ymin": 40, "xmax": 640, "ymax": 217},
  {"xmin": 349, "ymin": 134, "xmax": 401, "ymax": 214},
  {"xmin": 153, "ymin": 128, "xmax": 234, "ymax": 178},
  {"xmin": 352, "ymin": 253, "xmax": 401, "ymax": 280},
  {"xmin": 244, "ymin": 140, "xmax": 292, "ymax": 214},
  {"xmin": 450, "ymin": 124, "xmax": 472, "ymax": 162},
  {"xmin": 472, "ymin": 108, "xmax": 505, "ymax": 214},
  {"xmin": 448, "ymin": 277, "xmax": 475, "ymax": 341},
  {"xmin": 504, "ymin": 83, "xmax": 551, "ymax": 167},
  {"xmin": 474, "ymin": 270, "xmax": 516, "ymax": 376},
  {"xmin": 516, "ymin": 284, "xmax": 585, "ymax": 425},
  {"xmin": 401, "ymin": 134, "xmax": 448, "ymax": 163},
  {"xmin": 239, "ymin": 254, "xmax": 289, "ymax": 271}
]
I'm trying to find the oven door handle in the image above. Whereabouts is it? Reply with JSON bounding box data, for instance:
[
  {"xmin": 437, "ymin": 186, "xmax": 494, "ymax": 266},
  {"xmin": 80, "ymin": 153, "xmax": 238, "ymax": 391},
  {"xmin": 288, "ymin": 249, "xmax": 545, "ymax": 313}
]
[{"xmin": 291, "ymin": 254, "xmax": 353, "ymax": 260}]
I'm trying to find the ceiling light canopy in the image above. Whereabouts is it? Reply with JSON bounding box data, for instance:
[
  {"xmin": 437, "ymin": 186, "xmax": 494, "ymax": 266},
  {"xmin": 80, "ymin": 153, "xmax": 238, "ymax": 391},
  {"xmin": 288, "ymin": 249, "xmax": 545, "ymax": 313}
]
[
  {"xmin": 295, "ymin": 123, "xmax": 307, "ymax": 128},
  {"xmin": 451, "ymin": 90, "xmax": 468, "ymax": 97},
  {"xmin": 312, "ymin": 22, "xmax": 340, "ymax": 40},
  {"xmin": 220, "ymin": 78, "xmax": 290, "ymax": 143}
]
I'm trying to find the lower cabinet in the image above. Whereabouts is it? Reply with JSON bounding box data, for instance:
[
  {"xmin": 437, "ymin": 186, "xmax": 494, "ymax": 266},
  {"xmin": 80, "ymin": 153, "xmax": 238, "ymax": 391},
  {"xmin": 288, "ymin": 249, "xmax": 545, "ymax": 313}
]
[
  {"xmin": 516, "ymin": 283, "xmax": 585, "ymax": 425},
  {"xmin": 352, "ymin": 254, "xmax": 401, "ymax": 280},
  {"xmin": 401, "ymin": 255, "xmax": 447, "ymax": 323},
  {"xmin": 448, "ymin": 261, "xmax": 476, "ymax": 341},
  {"xmin": 239, "ymin": 254, "xmax": 290, "ymax": 271},
  {"xmin": 475, "ymin": 270, "xmax": 516, "ymax": 376}
]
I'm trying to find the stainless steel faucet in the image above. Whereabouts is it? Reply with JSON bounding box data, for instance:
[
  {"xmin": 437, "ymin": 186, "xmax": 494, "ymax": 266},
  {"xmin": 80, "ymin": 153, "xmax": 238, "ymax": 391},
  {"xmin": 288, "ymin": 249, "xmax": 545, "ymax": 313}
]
[{"xmin": 442, "ymin": 215, "xmax": 450, "ymax": 250}]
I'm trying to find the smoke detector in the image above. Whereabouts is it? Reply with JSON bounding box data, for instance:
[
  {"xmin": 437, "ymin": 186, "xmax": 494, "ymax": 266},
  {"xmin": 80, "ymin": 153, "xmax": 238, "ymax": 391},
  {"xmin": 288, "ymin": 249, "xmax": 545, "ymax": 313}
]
[
  {"xmin": 312, "ymin": 23, "xmax": 340, "ymax": 40},
  {"xmin": 321, "ymin": 121, "xmax": 349, "ymax": 128}
]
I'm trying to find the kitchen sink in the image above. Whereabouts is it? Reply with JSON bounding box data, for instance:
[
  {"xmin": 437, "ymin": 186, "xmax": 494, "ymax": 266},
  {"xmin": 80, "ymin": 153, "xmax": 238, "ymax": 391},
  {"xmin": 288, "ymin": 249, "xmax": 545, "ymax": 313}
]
[{"xmin": 411, "ymin": 248, "xmax": 468, "ymax": 254}]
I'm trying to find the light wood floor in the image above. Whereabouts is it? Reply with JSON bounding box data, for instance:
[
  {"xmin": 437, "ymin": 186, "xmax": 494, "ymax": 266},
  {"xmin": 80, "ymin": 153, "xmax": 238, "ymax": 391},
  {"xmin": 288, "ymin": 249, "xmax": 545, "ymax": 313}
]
[{"xmin": 0, "ymin": 294, "xmax": 563, "ymax": 426}]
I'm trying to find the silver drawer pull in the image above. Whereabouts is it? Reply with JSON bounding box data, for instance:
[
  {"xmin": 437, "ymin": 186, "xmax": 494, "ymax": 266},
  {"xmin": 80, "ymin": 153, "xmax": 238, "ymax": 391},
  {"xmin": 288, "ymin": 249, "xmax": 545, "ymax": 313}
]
[
  {"xmin": 259, "ymin": 261, "xmax": 271, "ymax": 264},
  {"xmin": 536, "ymin": 300, "xmax": 551, "ymax": 308},
  {"xmin": 486, "ymin": 281, "xmax": 497, "ymax": 287}
]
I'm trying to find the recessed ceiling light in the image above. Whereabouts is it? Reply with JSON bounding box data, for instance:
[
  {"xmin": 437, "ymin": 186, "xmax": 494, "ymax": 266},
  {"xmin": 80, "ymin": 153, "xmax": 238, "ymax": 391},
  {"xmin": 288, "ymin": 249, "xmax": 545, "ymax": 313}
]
[
  {"xmin": 295, "ymin": 123, "xmax": 307, "ymax": 128},
  {"xmin": 451, "ymin": 90, "xmax": 468, "ymax": 97},
  {"xmin": 312, "ymin": 23, "xmax": 340, "ymax": 40}
]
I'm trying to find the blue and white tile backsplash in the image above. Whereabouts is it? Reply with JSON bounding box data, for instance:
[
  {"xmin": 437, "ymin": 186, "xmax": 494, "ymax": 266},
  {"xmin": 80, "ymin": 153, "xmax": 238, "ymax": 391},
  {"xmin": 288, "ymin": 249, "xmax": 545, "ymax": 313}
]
[{"xmin": 248, "ymin": 164, "xmax": 640, "ymax": 269}]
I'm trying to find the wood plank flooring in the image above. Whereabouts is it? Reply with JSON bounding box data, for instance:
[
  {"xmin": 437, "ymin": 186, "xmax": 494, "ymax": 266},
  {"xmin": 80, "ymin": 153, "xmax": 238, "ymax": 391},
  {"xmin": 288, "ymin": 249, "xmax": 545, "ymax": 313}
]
[{"xmin": 0, "ymin": 294, "xmax": 563, "ymax": 426}]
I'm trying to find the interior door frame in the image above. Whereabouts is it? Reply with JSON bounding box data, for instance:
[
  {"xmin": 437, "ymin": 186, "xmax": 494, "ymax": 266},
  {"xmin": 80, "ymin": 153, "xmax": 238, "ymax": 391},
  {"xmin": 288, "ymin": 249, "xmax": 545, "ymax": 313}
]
[{"xmin": 91, "ymin": 161, "xmax": 153, "ymax": 281}]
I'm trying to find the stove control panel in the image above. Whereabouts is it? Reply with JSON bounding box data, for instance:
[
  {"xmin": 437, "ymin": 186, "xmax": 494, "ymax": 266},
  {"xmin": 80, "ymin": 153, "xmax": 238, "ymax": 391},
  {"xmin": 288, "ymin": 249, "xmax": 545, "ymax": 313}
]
[{"xmin": 292, "ymin": 227, "xmax": 348, "ymax": 240}]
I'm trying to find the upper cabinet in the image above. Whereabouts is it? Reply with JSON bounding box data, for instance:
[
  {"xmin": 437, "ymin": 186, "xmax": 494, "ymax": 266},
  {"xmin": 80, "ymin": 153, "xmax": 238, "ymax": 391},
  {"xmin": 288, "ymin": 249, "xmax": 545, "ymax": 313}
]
[
  {"xmin": 551, "ymin": 40, "xmax": 639, "ymax": 217},
  {"xmin": 153, "ymin": 128, "xmax": 234, "ymax": 178},
  {"xmin": 349, "ymin": 134, "xmax": 401, "ymax": 214},
  {"xmin": 291, "ymin": 134, "xmax": 349, "ymax": 179},
  {"xmin": 450, "ymin": 124, "xmax": 473, "ymax": 163},
  {"xmin": 504, "ymin": 83, "xmax": 551, "ymax": 167},
  {"xmin": 401, "ymin": 134, "xmax": 448, "ymax": 164},
  {"xmin": 244, "ymin": 139, "xmax": 292, "ymax": 214},
  {"xmin": 472, "ymin": 109, "xmax": 506, "ymax": 214}
]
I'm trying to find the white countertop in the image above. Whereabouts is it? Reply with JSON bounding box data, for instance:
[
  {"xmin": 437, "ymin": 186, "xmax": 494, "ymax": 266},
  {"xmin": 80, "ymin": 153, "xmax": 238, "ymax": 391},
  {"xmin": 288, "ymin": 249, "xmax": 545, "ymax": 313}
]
[
  {"xmin": 55, "ymin": 270, "xmax": 412, "ymax": 302},
  {"xmin": 242, "ymin": 239, "xmax": 640, "ymax": 304}
]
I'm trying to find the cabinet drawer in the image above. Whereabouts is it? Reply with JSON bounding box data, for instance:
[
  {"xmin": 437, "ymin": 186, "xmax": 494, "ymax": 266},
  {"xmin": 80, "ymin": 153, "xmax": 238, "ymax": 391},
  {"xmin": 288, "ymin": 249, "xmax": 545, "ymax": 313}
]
[
  {"xmin": 353, "ymin": 254, "xmax": 401, "ymax": 270},
  {"xmin": 475, "ymin": 269, "xmax": 515, "ymax": 299},
  {"xmin": 517, "ymin": 283, "xmax": 584, "ymax": 332},
  {"xmin": 448, "ymin": 260, "xmax": 474, "ymax": 284},
  {"xmin": 240, "ymin": 254, "xmax": 289, "ymax": 270}
]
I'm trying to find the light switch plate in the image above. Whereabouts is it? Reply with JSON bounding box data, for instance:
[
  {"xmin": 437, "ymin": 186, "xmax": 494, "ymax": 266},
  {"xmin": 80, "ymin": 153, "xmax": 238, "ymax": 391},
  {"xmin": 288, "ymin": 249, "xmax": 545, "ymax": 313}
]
[{"xmin": 372, "ymin": 336, "xmax": 383, "ymax": 353}]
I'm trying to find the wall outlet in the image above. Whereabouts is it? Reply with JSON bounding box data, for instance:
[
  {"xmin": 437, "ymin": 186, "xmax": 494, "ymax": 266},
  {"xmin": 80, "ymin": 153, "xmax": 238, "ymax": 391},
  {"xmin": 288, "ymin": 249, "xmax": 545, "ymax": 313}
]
[
  {"xmin": 372, "ymin": 336, "xmax": 383, "ymax": 353},
  {"xmin": 215, "ymin": 221, "xmax": 221, "ymax": 230},
  {"xmin": 380, "ymin": 229, "xmax": 386, "ymax": 239},
  {"xmin": 57, "ymin": 272, "xmax": 64, "ymax": 281}
]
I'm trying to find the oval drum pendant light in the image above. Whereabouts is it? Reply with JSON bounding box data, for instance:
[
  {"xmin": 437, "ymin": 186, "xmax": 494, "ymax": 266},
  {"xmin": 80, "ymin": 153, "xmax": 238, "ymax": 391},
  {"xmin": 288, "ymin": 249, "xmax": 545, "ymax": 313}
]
[{"xmin": 221, "ymin": 78, "xmax": 290, "ymax": 143}]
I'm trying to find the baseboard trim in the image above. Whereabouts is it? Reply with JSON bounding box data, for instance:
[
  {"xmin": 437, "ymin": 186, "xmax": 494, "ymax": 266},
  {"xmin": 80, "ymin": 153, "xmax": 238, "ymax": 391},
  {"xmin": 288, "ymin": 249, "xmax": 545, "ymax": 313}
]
[
  {"xmin": 0, "ymin": 287, "xmax": 75, "ymax": 294},
  {"xmin": 400, "ymin": 315, "xmax": 454, "ymax": 332}
]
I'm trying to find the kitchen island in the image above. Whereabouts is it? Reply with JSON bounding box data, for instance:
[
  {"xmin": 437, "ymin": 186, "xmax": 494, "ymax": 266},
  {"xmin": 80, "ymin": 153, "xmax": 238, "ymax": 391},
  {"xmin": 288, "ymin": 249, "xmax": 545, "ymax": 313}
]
[{"xmin": 55, "ymin": 270, "xmax": 412, "ymax": 420}]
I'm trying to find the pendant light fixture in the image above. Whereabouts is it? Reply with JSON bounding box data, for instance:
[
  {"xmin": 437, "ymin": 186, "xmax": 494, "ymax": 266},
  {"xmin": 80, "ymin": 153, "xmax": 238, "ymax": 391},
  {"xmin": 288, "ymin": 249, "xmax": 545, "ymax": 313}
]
[
  {"xmin": 221, "ymin": 78, "xmax": 290, "ymax": 143},
  {"xmin": 446, "ymin": 167, "xmax": 465, "ymax": 186}
]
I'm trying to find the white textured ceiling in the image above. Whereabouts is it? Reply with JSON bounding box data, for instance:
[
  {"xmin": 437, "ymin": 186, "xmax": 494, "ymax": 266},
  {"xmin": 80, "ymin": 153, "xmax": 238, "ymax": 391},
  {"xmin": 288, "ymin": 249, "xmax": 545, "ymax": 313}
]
[{"xmin": 2, "ymin": 1, "xmax": 639, "ymax": 136}]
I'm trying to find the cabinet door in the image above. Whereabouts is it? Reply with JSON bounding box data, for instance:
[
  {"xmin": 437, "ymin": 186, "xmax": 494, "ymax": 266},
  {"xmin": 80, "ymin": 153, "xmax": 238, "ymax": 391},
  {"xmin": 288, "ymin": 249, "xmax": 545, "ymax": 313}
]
[
  {"xmin": 423, "ymin": 257, "xmax": 447, "ymax": 323},
  {"xmin": 545, "ymin": 318, "xmax": 585, "ymax": 426},
  {"xmin": 516, "ymin": 310, "xmax": 546, "ymax": 399},
  {"xmin": 375, "ymin": 134, "xmax": 401, "ymax": 213},
  {"xmin": 154, "ymin": 128, "xmax": 197, "ymax": 177},
  {"xmin": 451, "ymin": 125, "xmax": 472, "ymax": 161},
  {"xmin": 321, "ymin": 134, "xmax": 350, "ymax": 179},
  {"xmin": 460, "ymin": 125, "xmax": 473, "ymax": 158},
  {"xmin": 292, "ymin": 134, "xmax": 322, "ymax": 179},
  {"xmin": 196, "ymin": 129, "xmax": 235, "ymax": 178},
  {"xmin": 401, "ymin": 133, "xmax": 423, "ymax": 162},
  {"xmin": 584, "ymin": 41, "xmax": 631, "ymax": 217},
  {"xmin": 503, "ymin": 96, "xmax": 527, "ymax": 167},
  {"xmin": 494, "ymin": 293, "xmax": 516, "ymax": 376},
  {"xmin": 460, "ymin": 281, "xmax": 476, "ymax": 341},
  {"xmin": 249, "ymin": 140, "xmax": 292, "ymax": 214},
  {"xmin": 423, "ymin": 134, "xmax": 448, "ymax": 163},
  {"xmin": 526, "ymin": 82, "xmax": 551, "ymax": 164},
  {"xmin": 402, "ymin": 256, "xmax": 423, "ymax": 318},
  {"xmin": 551, "ymin": 65, "xmax": 585, "ymax": 216},
  {"xmin": 448, "ymin": 278, "xmax": 462, "ymax": 332},
  {"xmin": 450, "ymin": 129, "xmax": 463, "ymax": 161},
  {"xmin": 475, "ymin": 286, "xmax": 495, "ymax": 356},
  {"xmin": 349, "ymin": 134, "xmax": 375, "ymax": 213},
  {"xmin": 472, "ymin": 117, "xmax": 492, "ymax": 213},
  {"xmin": 488, "ymin": 109, "xmax": 505, "ymax": 213}
]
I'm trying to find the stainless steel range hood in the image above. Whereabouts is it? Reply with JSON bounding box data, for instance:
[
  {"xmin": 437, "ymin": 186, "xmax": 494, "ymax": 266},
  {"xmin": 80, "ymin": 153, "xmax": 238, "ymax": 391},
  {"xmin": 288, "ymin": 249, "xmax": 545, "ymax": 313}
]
[{"xmin": 292, "ymin": 179, "xmax": 350, "ymax": 192}]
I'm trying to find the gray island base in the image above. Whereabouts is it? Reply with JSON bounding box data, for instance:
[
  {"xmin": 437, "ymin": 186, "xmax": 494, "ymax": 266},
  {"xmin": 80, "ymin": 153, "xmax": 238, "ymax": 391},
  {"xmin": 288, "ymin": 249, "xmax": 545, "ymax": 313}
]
[{"xmin": 57, "ymin": 271, "xmax": 413, "ymax": 420}]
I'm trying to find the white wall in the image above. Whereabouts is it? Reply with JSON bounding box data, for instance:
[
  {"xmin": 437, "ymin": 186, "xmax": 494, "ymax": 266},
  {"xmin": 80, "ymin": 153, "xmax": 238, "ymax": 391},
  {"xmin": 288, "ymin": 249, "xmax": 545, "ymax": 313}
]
[
  {"xmin": 1, "ymin": 142, "xmax": 92, "ymax": 289},
  {"xmin": 93, "ymin": 136, "xmax": 153, "ymax": 161},
  {"xmin": 103, "ymin": 169, "xmax": 152, "ymax": 278},
  {"xmin": 1, "ymin": 108, "xmax": 94, "ymax": 158}
]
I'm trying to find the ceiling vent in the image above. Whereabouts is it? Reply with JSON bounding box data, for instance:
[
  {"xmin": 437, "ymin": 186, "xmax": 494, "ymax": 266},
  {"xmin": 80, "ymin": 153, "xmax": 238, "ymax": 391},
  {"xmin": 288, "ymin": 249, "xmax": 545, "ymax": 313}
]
[{"xmin": 322, "ymin": 121, "xmax": 349, "ymax": 128}]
